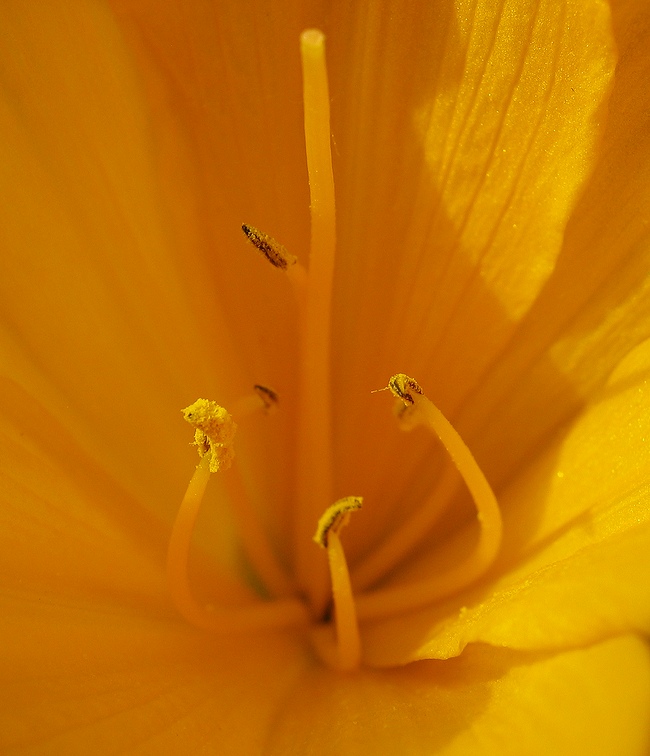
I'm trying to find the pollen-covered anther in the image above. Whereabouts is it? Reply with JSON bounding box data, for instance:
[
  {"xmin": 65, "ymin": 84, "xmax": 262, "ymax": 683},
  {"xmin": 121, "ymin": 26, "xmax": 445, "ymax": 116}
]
[
  {"xmin": 387, "ymin": 373, "xmax": 424, "ymax": 405},
  {"xmin": 313, "ymin": 496, "xmax": 363, "ymax": 548},
  {"xmin": 182, "ymin": 398, "xmax": 237, "ymax": 472},
  {"xmin": 373, "ymin": 373, "xmax": 425, "ymax": 428},
  {"xmin": 242, "ymin": 224, "xmax": 297, "ymax": 271}
]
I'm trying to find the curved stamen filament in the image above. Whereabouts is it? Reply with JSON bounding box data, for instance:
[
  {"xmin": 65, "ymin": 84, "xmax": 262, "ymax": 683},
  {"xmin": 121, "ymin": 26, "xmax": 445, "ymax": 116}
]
[
  {"xmin": 223, "ymin": 460, "xmax": 297, "ymax": 598},
  {"xmin": 226, "ymin": 389, "xmax": 298, "ymax": 597},
  {"xmin": 229, "ymin": 384, "xmax": 279, "ymax": 419},
  {"xmin": 294, "ymin": 28, "xmax": 337, "ymax": 612},
  {"xmin": 353, "ymin": 463, "xmax": 459, "ymax": 590},
  {"xmin": 354, "ymin": 375, "xmax": 502, "ymax": 620},
  {"xmin": 220, "ymin": 391, "xmax": 296, "ymax": 596},
  {"xmin": 325, "ymin": 532, "xmax": 360, "ymax": 670},
  {"xmin": 167, "ymin": 397, "xmax": 309, "ymax": 631},
  {"xmin": 167, "ymin": 454, "xmax": 308, "ymax": 631},
  {"xmin": 313, "ymin": 497, "xmax": 363, "ymax": 670}
]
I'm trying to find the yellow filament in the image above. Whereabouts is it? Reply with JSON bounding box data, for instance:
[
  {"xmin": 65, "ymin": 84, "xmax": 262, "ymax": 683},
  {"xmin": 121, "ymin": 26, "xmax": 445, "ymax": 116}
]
[
  {"xmin": 225, "ymin": 389, "xmax": 297, "ymax": 596},
  {"xmin": 313, "ymin": 497, "xmax": 363, "ymax": 671},
  {"xmin": 353, "ymin": 464, "xmax": 459, "ymax": 590},
  {"xmin": 223, "ymin": 457, "xmax": 297, "ymax": 597},
  {"xmin": 354, "ymin": 375, "xmax": 502, "ymax": 619},
  {"xmin": 294, "ymin": 28, "xmax": 337, "ymax": 611},
  {"xmin": 326, "ymin": 532, "xmax": 361, "ymax": 670},
  {"xmin": 228, "ymin": 384, "xmax": 279, "ymax": 420},
  {"xmin": 229, "ymin": 393, "xmax": 267, "ymax": 420},
  {"xmin": 167, "ymin": 454, "xmax": 308, "ymax": 631}
]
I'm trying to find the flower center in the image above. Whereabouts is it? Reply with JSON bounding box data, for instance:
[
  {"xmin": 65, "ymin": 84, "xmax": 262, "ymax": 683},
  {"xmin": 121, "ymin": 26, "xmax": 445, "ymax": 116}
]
[{"xmin": 166, "ymin": 30, "xmax": 502, "ymax": 671}]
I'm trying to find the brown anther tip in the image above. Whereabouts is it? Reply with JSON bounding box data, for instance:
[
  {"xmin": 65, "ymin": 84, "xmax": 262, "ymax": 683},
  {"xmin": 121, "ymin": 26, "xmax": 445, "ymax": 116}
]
[
  {"xmin": 241, "ymin": 224, "xmax": 297, "ymax": 271},
  {"xmin": 253, "ymin": 384, "xmax": 279, "ymax": 411}
]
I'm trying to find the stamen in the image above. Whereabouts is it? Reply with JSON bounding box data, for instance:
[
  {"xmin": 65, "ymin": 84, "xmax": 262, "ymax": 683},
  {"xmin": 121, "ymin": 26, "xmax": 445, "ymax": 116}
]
[
  {"xmin": 354, "ymin": 375, "xmax": 502, "ymax": 619},
  {"xmin": 294, "ymin": 28, "xmax": 337, "ymax": 613},
  {"xmin": 167, "ymin": 399, "xmax": 308, "ymax": 630},
  {"xmin": 313, "ymin": 497, "xmax": 363, "ymax": 671},
  {"xmin": 223, "ymin": 460, "xmax": 297, "ymax": 598},
  {"xmin": 353, "ymin": 464, "xmax": 461, "ymax": 591}
]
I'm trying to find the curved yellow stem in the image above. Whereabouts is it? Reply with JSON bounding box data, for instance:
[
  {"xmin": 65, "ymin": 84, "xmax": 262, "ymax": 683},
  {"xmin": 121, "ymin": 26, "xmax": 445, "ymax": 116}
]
[
  {"xmin": 354, "ymin": 375, "xmax": 502, "ymax": 620},
  {"xmin": 167, "ymin": 455, "xmax": 309, "ymax": 632}
]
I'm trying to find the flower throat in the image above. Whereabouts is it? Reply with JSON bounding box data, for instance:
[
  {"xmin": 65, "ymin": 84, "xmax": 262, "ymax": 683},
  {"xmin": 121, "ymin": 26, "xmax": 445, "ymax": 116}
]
[{"xmin": 166, "ymin": 30, "xmax": 502, "ymax": 672}]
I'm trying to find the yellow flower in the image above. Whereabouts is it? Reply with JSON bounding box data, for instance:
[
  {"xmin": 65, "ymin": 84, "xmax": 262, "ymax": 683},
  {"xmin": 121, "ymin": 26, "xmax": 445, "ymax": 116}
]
[{"xmin": 1, "ymin": 0, "xmax": 650, "ymax": 752}]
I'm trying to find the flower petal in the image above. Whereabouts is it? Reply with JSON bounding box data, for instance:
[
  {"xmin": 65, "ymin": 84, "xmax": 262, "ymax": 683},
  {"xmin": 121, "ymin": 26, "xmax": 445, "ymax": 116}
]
[
  {"xmin": 454, "ymin": 0, "xmax": 650, "ymax": 487},
  {"xmin": 265, "ymin": 636, "xmax": 650, "ymax": 755},
  {"xmin": 334, "ymin": 0, "xmax": 614, "ymax": 381},
  {"xmin": 0, "ymin": 595, "xmax": 307, "ymax": 753},
  {"xmin": 0, "ymin": 2, "xmax": 253, "ymax": 519},
  {"xmin": 3, "ymin": 596, "xmax": 647, "ymax": 756},
  {"xmin": 0, "ymin": 378, "xmax": 166, "ymax": 608},
  {"xmin": 423, "ymin": 0, "xmax": 614, "ymax": 320},
  {"xmin": 107, "ymin": 0, "xmax": 319, "ymax": 535}
]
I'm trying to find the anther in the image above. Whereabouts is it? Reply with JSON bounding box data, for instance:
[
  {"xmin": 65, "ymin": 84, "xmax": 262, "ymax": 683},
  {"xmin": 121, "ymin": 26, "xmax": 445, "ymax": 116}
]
[
  {"xmin": 242, "ymin": 224, "xmax": 297, "ymax": 271},
  {"xmin": 313, "ymin": 496, "xmax": 363, "ymax": 548},
  {"xmin": 253, "ymin": 384, "xmax": 279, "ymax": 412},
  {"xmin": 182, "ymin": 398, "xmax": 237, "ymax": 472},
  {"xmin": 387, "ymin": 373, "xmax": 424, "ymax": 405}
]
